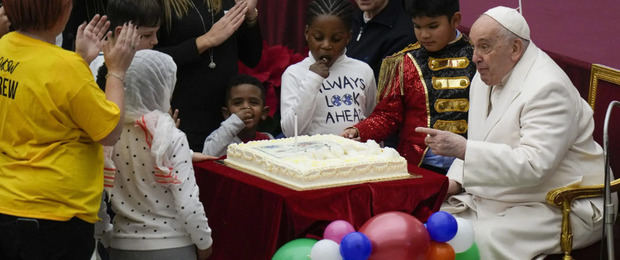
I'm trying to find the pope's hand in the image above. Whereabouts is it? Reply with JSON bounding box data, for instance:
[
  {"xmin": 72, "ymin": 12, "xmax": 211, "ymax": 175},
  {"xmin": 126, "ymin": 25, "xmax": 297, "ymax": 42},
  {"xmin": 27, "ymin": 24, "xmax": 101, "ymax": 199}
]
[{"xmin": 415, "ymin": 127, "xmax": 467, "ymax": 160}]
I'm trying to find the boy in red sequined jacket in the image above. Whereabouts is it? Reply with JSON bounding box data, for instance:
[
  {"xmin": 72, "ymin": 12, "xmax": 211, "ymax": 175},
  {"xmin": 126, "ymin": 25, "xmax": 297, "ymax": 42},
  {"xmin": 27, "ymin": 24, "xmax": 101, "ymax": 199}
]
[{"xmin": 343, "ymin": 0, "xmax": 476, "ymax": 174}]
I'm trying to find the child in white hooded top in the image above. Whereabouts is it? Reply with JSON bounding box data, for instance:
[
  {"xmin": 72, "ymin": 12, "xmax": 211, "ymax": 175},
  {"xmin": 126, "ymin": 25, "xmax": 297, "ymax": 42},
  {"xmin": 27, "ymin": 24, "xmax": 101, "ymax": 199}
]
[{"xmin": 105, "ymin": 50, "xmax": 212, "ymax": 260}]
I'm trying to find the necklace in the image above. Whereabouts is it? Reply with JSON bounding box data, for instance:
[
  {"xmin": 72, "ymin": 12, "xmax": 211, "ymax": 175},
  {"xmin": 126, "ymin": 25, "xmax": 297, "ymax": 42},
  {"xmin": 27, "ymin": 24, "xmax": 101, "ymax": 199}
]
[{"xmin": 189, "ymin": 0, "xmax": 216, "ymax": 69}]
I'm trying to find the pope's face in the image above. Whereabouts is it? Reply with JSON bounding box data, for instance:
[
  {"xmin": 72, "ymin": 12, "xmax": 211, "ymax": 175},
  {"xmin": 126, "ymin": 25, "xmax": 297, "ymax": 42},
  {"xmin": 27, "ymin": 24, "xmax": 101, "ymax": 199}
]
[{"xmin": 470, "ymin": 15, "xmax": 518, "ymax": 86}]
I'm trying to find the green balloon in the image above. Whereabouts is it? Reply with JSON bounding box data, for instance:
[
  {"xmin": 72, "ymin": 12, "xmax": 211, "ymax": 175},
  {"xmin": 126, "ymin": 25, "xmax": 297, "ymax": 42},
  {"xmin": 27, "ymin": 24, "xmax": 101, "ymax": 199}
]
[
  {"xmin": 455, "ymin": 243, "xmax": 480, "ymax": 260},
  {"xmin": 272, "ymin": 238, "xmax": 318, "ymax": 260}
]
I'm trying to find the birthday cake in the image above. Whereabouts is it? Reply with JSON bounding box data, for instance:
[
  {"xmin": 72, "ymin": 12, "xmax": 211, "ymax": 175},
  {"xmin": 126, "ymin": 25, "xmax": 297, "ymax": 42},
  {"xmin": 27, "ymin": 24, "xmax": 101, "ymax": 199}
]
[{"xmin": 224, "ymin": 134, "xmax": 412, "ymax": 190}]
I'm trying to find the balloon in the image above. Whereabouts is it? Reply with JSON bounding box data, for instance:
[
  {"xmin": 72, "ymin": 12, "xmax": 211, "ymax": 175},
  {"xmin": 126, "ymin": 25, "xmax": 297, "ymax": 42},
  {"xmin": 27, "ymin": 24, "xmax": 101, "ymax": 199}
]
[
  {"xmin": 447, "ymin": 218, "xmax": 474, "ymax": 253},
  {"xmin": 455, "ymin": 243, "xmax": 480, "ymax": 260},
  {"xmin": 426, "ymin": 211, "xmax": 458, "ymax": 242},
  {"xmin": 340, "ymin": 232, "xmax": 372, "ymax": 260},
  {"xmin": 426, "ymin": 241, "xmax": 455, "ymax": 260},
  {"xmin": 272, "ymin": 238, "xmax": 317, "ymax": 260},
  {"xmin": 310, "ymin": 239, "xmax": 342, "ymax": 260},
  {"xmin": 359, "ymin": 211, "xmax": 430, "ymax": 260},
  {"xmin": 324, "ymin": 220, "xmax": 356, "ymax": 244}
]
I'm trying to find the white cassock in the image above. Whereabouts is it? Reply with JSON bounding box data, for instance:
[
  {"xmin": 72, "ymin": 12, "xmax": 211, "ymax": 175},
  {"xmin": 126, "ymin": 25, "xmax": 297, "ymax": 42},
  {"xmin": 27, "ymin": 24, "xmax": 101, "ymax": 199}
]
[{"xmin": 442, "ymin": 41, "xmax": 608, "ymax": 259}]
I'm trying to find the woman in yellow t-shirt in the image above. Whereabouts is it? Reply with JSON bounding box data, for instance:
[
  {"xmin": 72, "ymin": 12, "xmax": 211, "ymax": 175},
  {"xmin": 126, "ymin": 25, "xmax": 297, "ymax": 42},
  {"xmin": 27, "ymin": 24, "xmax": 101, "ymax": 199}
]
[{"xmin": 0, "ymin": 0, "xmax": 139, "ymax": 259}]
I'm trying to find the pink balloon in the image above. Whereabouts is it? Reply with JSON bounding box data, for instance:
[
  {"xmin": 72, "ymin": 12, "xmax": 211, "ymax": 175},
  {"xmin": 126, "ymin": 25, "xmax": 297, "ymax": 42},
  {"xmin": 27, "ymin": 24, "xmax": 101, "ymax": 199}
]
[
  {"xmin": 324, "ymin": 220, "xmax": 356, "ymax": 244},
  {"xmin": 359, "ymin": 211, "xmax": 430, "ymax": 260}
]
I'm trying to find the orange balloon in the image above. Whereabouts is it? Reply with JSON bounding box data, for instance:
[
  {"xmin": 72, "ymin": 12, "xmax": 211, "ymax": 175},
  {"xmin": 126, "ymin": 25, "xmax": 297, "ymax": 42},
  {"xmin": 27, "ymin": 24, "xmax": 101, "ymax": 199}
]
[{"xmin": 426, "ymin": 241, "xmax": 455, "ymax": 260}]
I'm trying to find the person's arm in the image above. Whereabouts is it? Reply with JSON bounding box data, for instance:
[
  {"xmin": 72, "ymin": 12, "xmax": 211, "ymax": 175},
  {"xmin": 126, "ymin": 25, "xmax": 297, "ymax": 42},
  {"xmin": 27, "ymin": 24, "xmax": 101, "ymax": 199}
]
[
  {"xmin": 195, "ymin": 1, "xmax": 247, "ymax": 53},
  {"xmin": 157, "ymin": 1, "xmax": 247, "ymax": 68},
  {"xmin": 349, "ymin": 57, "xmax": 413, "ymax": 142},
  {"xmin": 75, "ymin": 15, "xmax": 110, "ymax": 64},
  {"xmin": 165, "ymin": 133, "xmax": 213, "ymax": 252},
  {"xmin": 280, "ymin": 66, "xmax": 325, "ymax": 137},
  {"xmin": 202, "ymin": 114, "xmax": 245, "ymax": 156},
  {"xmin": 98, "ymin": 24, "xmax": 139, "ymax": 146}
]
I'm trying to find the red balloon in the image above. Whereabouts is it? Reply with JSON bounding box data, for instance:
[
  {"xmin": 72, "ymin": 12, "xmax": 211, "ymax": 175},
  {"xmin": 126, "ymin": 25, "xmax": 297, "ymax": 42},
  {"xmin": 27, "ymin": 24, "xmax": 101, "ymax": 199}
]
[
  {"xmin": 426, "ymin": 241, "xmax": 456, "ymax": 260},
  {"xmin": 359, "ymin": 211, "xmax": 430, "ymax": 260}
]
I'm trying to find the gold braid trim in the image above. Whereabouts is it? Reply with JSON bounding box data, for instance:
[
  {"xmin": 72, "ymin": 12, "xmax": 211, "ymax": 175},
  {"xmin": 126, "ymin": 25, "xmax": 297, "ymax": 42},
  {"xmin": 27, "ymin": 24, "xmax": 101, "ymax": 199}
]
[{"xmin": 377, "ymin": 43, "xmax": 421, "ymax": 102}]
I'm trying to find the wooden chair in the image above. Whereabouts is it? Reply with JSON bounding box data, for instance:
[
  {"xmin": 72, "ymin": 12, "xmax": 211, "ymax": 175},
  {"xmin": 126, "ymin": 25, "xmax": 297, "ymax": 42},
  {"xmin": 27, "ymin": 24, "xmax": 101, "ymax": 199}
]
[{"xmin": 546, "ymin": 64, "xmax": 620, "ymax": 260}]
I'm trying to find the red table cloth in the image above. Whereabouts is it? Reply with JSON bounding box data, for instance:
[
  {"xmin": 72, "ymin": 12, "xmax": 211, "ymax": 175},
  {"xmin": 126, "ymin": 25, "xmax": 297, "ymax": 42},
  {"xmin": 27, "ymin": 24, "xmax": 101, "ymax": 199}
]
[{"xmin": 194, "ymin": 160, "xmax": 448, "ymax": 260}]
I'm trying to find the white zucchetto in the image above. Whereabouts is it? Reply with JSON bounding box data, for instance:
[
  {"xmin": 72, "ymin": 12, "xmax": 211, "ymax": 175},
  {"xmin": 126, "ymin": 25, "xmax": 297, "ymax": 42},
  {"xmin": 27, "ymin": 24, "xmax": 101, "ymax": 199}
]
[{"xmin": 484, "ymin": 6, "xmax": 531, "ymax": 40}]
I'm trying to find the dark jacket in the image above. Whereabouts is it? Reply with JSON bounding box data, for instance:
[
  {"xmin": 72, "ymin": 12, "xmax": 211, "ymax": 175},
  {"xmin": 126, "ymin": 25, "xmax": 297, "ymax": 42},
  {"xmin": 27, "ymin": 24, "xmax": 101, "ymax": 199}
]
[
  {"xmin": 156, "ymin": 0, "xmax": 262, "ymax": 151},
  {"xmin": 347, "ymin": 0, "xmax": 416, "ymax": 81}
]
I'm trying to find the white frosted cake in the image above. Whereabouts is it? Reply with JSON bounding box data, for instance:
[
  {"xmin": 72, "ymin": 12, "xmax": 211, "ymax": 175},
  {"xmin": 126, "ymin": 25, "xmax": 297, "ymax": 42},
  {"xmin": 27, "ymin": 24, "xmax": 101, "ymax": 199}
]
[{"xmin": 224, "ymin": 134, "xmax": 413, "ymax": 190}]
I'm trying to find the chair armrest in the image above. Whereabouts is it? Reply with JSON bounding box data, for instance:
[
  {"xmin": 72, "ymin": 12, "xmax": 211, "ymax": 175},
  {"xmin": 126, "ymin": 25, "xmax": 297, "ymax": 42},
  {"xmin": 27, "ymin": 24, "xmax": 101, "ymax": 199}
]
[
  {"xmin": 546, "ymin": 179, "xmax": 620, "ymax": 207},
  {"xmin": 545, "ymin": 179, "xmax": 620, "ymax": 259}
]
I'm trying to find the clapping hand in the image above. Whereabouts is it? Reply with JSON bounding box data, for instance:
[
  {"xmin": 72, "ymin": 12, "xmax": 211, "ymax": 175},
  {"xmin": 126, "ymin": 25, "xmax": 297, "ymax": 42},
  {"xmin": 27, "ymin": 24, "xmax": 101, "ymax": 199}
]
[
  {"xmin": 235, "ymin": 0, "xmax": 258, "ymax": 21},
  {"xmin": 102, "ymin": 22, "xmax": 140, "ymax": 79},
  {"xmin": 75, "ymin": 14, "xmax": 110, "ymax": 64},
  {"xmin": 415, "ymin": 127, "xmax": 467, "ymax": 160},
  {"xmin": 197, "ymin": 1, "xmax": 247, "ymax": 51}
]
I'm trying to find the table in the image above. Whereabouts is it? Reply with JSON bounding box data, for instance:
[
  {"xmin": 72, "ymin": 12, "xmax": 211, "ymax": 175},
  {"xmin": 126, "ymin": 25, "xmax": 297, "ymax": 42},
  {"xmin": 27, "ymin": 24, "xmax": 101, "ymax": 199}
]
[{"xmin": 194, "ymin": 160, "xmax": 448, "ymax": 260}]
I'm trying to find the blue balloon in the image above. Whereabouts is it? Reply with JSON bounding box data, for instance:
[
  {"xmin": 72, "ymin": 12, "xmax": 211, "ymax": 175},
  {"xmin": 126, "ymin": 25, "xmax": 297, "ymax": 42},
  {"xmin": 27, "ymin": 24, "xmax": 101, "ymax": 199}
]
[
  {"xmin": 426, "ymin": 211, "xmax": 458, "ymax": 242},
  {"xmin": 339, "ymin": 232, "xmax": 372, "ymax": 260}
]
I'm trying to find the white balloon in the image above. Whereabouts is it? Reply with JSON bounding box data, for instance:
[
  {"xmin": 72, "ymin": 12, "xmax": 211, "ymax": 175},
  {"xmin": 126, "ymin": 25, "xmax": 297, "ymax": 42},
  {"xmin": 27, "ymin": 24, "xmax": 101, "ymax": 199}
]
[
  {"xmin": 447, "ymin": 217, "xmax": 475, "ymax": 253},
  {"xmin": 310, "ymin": 239, "xmax": 343, "ymax": 260}
]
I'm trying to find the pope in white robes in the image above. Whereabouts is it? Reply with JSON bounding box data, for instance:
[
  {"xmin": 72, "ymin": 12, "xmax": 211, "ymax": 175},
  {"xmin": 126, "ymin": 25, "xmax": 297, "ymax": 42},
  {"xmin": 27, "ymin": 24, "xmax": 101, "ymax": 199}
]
[{"xmin": 416, "ymin": 6, "xmax": 607, "ymax": 259}]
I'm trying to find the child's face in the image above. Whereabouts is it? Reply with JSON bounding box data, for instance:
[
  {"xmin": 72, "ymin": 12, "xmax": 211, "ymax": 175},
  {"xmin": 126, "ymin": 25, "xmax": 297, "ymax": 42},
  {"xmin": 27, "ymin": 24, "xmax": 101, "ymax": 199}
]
[
  {"xmin": 136, "ymin": 25, "xmax": 160, "ymax": 50},
  {"xmin": 305, "ymin": 15, "xmax": 351, "ymax": 67},
  {"xmin": 223, "ymin": 84, "xmax": 267, "ymax": 131},
  {"xmin": 412, "ymin": 13, "xmax": 461, "ymax": 52}
]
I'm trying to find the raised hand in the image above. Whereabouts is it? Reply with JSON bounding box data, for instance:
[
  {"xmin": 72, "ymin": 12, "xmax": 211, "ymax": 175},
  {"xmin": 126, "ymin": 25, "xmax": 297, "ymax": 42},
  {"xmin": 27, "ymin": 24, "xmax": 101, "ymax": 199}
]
[
  {"xmin": 102, "ymin": 23, "xmax": 140, "ymax": 79},
  {"xmin": 196, "ymin": 1, "xmax": 248, "ymax": 53},
  {"xmin": 235, "ymin": 0, "xmax": 258, "ymax": 21},
  {"xmin": 75, "ymin": 14, "xmax": 110, "ymax": 64}
]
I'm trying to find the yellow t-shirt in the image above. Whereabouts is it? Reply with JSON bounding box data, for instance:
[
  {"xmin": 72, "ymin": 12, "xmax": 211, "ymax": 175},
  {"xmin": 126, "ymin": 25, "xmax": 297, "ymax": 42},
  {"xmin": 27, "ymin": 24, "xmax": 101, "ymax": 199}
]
[{"xmin": 0, "ymin": 32, "xmax": 120, "ymax": 223}]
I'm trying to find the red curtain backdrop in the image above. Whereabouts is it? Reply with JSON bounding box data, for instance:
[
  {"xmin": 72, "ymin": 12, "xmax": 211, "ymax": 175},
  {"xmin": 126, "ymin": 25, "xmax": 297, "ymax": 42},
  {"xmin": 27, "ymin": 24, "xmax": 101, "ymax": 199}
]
[
  {"xmin": 257, "ymin": 0, "xmax": 313, "ymax": 54},
  {"xmin": 458, "ymin": 0, "xmax": 620, "ymax": 69}
]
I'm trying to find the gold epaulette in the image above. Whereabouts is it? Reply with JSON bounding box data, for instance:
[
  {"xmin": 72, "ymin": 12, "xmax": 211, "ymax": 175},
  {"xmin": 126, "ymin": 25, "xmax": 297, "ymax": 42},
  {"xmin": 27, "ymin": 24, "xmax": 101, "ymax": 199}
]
[
  {"xmin": 395, "ymin": 42, "xmax": 421, "ymax": 55},
  {"xmin": 377, "ymin": 43, "xmax": 420, "ymax": 101}
]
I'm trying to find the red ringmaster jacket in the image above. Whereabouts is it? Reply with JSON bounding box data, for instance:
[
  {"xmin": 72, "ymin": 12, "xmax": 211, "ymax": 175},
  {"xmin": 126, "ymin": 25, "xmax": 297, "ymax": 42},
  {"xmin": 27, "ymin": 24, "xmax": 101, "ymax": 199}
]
[{"xmin": 354, "ymin": 35, "xmax": 476, "ymax": 165}]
